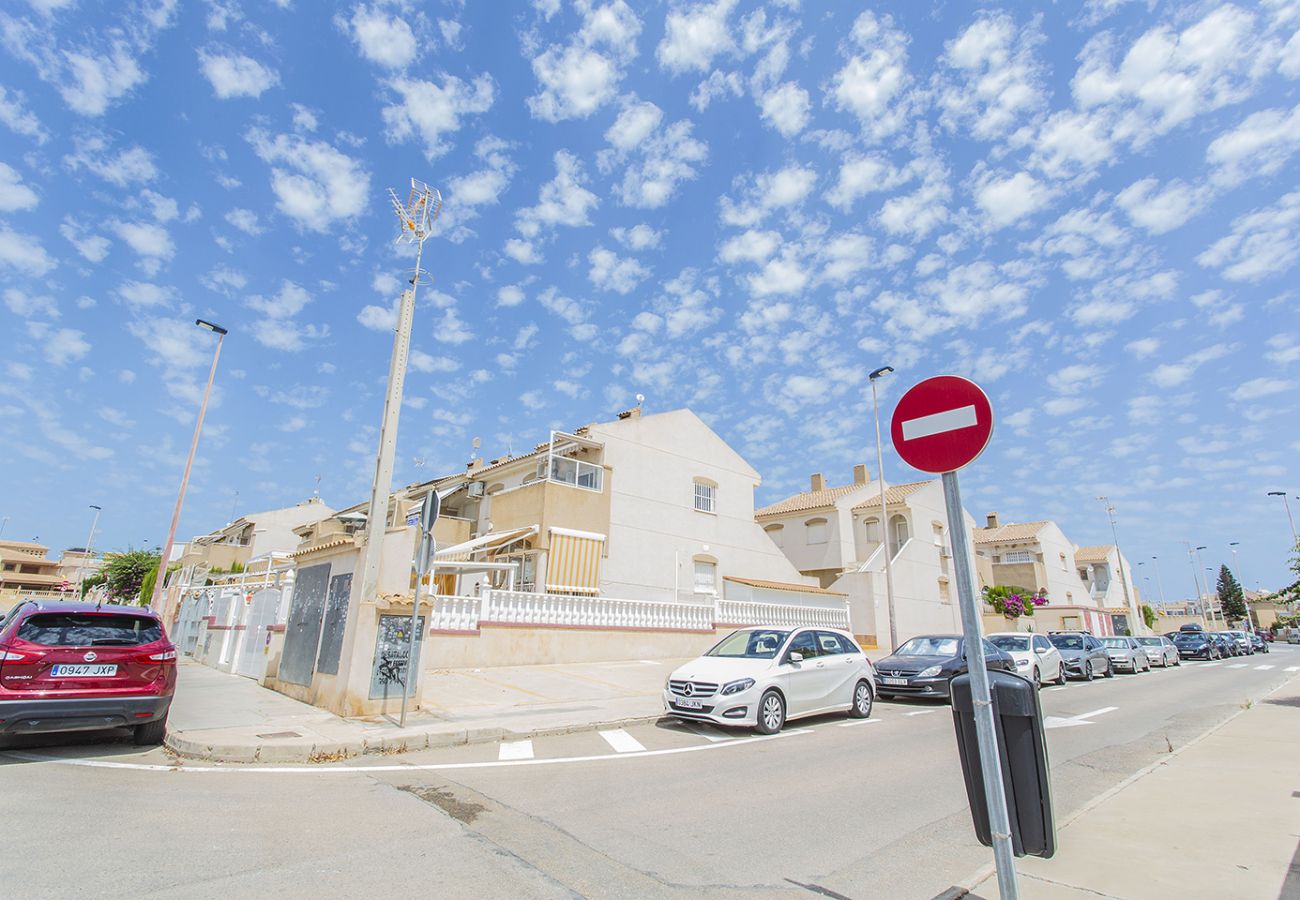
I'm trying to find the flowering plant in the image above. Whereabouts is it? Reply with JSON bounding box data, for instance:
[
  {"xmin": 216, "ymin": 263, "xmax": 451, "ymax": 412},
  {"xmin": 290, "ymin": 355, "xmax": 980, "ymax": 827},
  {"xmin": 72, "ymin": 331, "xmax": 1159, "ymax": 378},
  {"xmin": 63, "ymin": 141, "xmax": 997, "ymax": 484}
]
[{"xmin": 983, "ymin": 585, "xmax": 1049, "ymax": 618}]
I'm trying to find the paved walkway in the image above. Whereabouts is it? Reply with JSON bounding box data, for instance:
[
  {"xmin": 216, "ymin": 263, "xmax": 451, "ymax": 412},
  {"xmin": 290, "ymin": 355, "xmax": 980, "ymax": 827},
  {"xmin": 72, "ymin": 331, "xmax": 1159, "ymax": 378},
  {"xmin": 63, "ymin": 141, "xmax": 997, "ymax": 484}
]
[
  {"xmin": 966, "ymin": 677, "xmax": 1300, "ymax": 900},
  {"xmin": 165, "ymin": 658, "xmax": 685, "ymax": 762}
]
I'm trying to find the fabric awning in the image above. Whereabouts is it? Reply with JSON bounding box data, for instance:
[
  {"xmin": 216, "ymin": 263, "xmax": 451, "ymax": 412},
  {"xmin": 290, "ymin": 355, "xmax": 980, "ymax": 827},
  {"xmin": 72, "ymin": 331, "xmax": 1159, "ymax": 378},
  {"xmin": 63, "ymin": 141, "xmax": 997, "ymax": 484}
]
[
  {"xmin": 544, "ymin": 527, "xmax": 605, "ymax": 594},
  {"xmin": 434, "ymin": 525, "xmax": 538, "ymax": 561}
]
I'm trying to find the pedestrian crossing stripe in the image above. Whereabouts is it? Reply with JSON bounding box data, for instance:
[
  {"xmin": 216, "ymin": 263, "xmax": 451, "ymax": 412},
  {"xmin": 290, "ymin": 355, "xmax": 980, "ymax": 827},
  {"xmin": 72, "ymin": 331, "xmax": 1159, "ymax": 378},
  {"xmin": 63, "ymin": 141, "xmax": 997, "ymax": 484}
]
[
  {"xmin": 1227, "ymin": 663, "xmax": 1248, "ymax": 668},
  {"xmin": 1254, "ymin": 665, "xmax": 1274, "ymax": 670},
  {"xmin": 598, "ymin": 729, "xmax": 646, "ymax": 753},
  {"xmin": 498, "ymin": 740, "xmax": 533, "ymax": 761}
]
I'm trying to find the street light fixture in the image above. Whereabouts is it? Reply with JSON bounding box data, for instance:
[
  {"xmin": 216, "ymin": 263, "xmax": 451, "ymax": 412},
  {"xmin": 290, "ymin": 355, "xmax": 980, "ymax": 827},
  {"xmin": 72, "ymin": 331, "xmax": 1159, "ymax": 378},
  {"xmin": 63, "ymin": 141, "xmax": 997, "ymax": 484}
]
[
  {"xmin": 1266, "ymin": 491, "xmax": 1297, "ymax": 546},
  {"xmin": 77, "ymin": 505, "xmax": 102, "ymax": 599},
  {"xmin": 869, "ymin": 365, "xmax": 898, "ymax": 651},
  {"xmin": 150, "ymin": 319, "xmax": 227, "ymax": 612}
]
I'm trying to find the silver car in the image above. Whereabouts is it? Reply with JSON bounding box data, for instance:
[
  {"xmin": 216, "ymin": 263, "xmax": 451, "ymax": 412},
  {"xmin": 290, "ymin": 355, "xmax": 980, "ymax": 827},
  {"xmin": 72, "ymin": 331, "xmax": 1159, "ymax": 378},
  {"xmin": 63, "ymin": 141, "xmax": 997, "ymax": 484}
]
[
  {"xmin": 1135, "ymin": 636, "xmax": 1179, "ymax": 667},
  {"xmin": 1100, "ymin": 636, "xmax": 1150, "ymax": 673}
]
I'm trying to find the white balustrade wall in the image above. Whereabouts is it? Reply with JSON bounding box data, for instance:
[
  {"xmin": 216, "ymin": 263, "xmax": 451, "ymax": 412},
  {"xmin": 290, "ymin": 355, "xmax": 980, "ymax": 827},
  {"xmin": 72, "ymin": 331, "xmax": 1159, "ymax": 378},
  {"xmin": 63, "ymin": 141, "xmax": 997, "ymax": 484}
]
[
  {"xmin": 421, "ymin": 589, "xmax": 846, "ymax": 634},
  {"xmin": 716, "ymin": 597, "xmax": 850, "ymax": 630}
]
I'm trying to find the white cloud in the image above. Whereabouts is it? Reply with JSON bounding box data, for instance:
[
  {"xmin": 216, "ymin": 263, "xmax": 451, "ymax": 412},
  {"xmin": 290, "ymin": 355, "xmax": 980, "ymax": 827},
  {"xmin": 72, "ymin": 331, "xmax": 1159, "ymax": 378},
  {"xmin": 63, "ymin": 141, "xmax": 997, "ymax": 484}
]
[
  {"xmin": 503, "ymin": 238, "xmax": 541, "ymax": 265},
  {"xmin": 973, "ymin": 170, "xmax": 1054, "ymax": 229},
  {"xmin": 117, "ymin": 280, "xmax": 171, "ymax": 309},
  {"xmin": 605, "ymin": 97, "xmax": 662, "ymax": 149},
  {"xmin": 110, "ymin": 219, "xmax": 173, "ymax": 273},
  {"xmin": 1230, "ymin": 377, "xmax": 1291, "ymax": 402},
  {"xmin": 382, "ymin": 73, "xmax": 495, "ymax": 159},
  {"xmin": 247, "ymin": 280, "xmax": 312, "ymax": 319},
  {"xmin": 63, "ymin": 135, "xmax": 157, "ymax": 185},
  {"xmin": 0, "ymin": 224, "xmax": 53, "ymax": 275},
  {"xmin": 357, "ymin": 297, "xmax": 397, "ymax": 331},
  {"xmin": 347, "ymin": 4, "xmax": 417, "ymax": 69},
  {"xmin": 59, "ymin": 42, "xmax": 148, "ymax": 115},
  {"xmin": 4, "ymin": 287, "xmax": 56, "ymax": 319},
  {"xmin": 497, "ymin": 285, "xmax": 526, "ymax": 307},
  {"xmin": 197, "ymin": 49, "xmax": 279, "ymax": 99},
  {"xmin": 829, "ymin": 11, "xmax": 912, "ymax": 140},
  {"xmin": 719, "ymin": 228, "xmax": 781, "ymax": 265},
  {"xmin": 610, "ymin": 118, "xmax": 708, "ymax": 208},
  {"xmin": 1150, "ymin": 343, "xmax": 1232, "ymax": 388},
  {"xmin": 720, "ymin": 164, "xmax": 816, "ymax": 228},
  {"xmin": 1126, "ymin": 337, "xmax": 1160, "ymax": 358},
  {"xmin": 1197, "ymin": 191, "xmax": 1300, "ymax": 282},
  {"xmin": 0, "ymin": 86, "xmax": 48, "ymax": 143},
  {"xmin": 0, "ymin": 163, "xmax": 38, "ymax": 212},
  {"xmin": 225, "ymin": 208, "xmax": 263, "ymax": 235},
  {"xmin": 515, "ymin": 150, "xmax": 599, "ymax": 239},
  {"xmin": 588, "ymin": 245, "xmax": 650, "ymax": 294},
  {"xmin": 1207, "ymin": 104, "xmax": 1300, "ymax": 187},
  {"xmin": 824, "ymin": 154, "xmax": 910, "ymax": 212},
  {"xmin": 936, "ymin": 13, "xmax": 1045, "ymax": 141},
  {"xmin": 1114, "ymin": 178, "xmax": 1209, "ymax": 234},
  {"xmin": 758, "ymin": 81, "xmax": 810, "ymax": 136},
  {"xmin": 434, "ymin": 308, "xmax": 474, "ymax": 344},
  {"xmin": 879, "ymin": 172, "xmax": 950, "ymax": 238},
  {"xmin": 612, "ymin": 224, "xmax": 661, "ymax": 250},
  {"xmin": 246, "ymin": 130, "xmax": 371, "ymax": 233},
  {"xmin": 527, "ymin": 1, "xmax": 642, "ymax": 122},
  {"xmin": 59, "ymin": 221, "xmax": 109, "ymax": 262},
  {"xmin": 657, "ymin": 0, "xmax": 736, "ymax": 73},
  {"xmin": 26, "ymin": 321, "xmax": 89, "ymax": 365}
]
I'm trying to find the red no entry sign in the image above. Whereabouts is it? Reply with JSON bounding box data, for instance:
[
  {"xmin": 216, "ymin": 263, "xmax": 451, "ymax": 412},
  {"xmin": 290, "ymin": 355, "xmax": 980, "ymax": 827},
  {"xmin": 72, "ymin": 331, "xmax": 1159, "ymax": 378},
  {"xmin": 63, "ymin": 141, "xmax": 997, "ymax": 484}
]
[{"xmin": 890, "ymin": 375, "xmax": 994, "ymax": 474}]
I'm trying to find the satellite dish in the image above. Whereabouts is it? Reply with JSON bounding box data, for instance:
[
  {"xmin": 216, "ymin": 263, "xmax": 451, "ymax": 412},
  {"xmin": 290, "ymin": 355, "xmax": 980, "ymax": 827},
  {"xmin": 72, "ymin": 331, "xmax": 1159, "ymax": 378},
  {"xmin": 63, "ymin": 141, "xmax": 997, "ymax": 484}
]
[{"xmin": 635, "ymin": 393, "xmax": 645, "ymax": 405}]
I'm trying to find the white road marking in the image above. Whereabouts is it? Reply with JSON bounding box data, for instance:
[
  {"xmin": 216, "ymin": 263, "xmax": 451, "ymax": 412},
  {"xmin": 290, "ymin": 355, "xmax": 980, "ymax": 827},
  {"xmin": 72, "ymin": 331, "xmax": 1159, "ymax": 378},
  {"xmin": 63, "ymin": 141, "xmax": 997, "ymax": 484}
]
[
  {"xmin": 1200, "ymin": 663, "xmax": 1222, "ymax": 668},
  {"xmin": 1044, "ymin": 706, "xmax": 1118, "ymax": 729},
  {"xmin": 2, "ymin": 728, "xmax": 814, "ymax": 775},
  {"xmin": 1046, "ymin": 687, "xmax": 1068, "ymax": 692},
  {"xmin": 1254, "ymin": 665, "xmax": 1274, "ymax": 670},
  {"xmin": 1286, "ymin": 666, "xmax": 1300, "ymax": 672},
  {"xmin": 837, "ymin": 719, "xmax": 882, "ymax": 728},
  {"xmin": 1227, "ymin": 663, "xmax": 1248, "ymax": 669},
  {"xmin": 905, "ymin": 709, "xmax": 937, "ymax": 717},
  {"xmin": 498, "ymin": 740, "xmax": 533, "ymax": 761},
  {"xmin": 598, "ymin": 729, "xmax": 645, "ymax": 753},
  {"xmin": 678, "ymin": 724, "xmax": 733, "ymax": 743},
  {"xmin": 901, "ymin": 405, "xmax": 978, "ymax": 441}
]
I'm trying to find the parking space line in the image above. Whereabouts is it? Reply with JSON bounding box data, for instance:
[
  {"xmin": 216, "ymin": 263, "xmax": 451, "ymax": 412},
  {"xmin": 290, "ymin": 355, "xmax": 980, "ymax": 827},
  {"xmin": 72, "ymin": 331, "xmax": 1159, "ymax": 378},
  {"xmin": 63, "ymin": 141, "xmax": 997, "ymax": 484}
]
[
  {"xmin": 1254, "ymin": 665, "xmax": 1274, "ymax": 670},
  {"xmin": 1046, "ymin": 687, "xmax": 1068, "ymax": 692},
  {"xmin": 598, "ymin": 729, "xmax": 646, "ymax": 753},
  {"xmin": 1227, "ymin": 663, "xmax": 1248, "ymax": 669},
  {"xmin": 905, "ymin": 709, "xmax": 937, "ymax": 717},
  {"xmin": 1200, "ymin": 663, "xmax": 1222, "ymax": 668},
  {"xmin": 677, "ymin": 724, "xmax": 733, "ymax": 743},
  {"xmin": 1286, "ymin": 666, "xmax": 1300, "ymax": 672},
  {"xmin": 499, "ymin": 740, "xmax": 534, "ymax": 761},
  {"xmin": 838, "ymin": 719, "xmax": 882, "ymax": 728}
]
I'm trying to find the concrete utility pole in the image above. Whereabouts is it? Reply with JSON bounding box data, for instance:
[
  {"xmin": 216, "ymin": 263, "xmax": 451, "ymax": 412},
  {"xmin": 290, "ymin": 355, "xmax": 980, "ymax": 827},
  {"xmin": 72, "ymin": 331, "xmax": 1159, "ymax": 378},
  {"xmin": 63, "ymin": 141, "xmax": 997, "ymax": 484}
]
[
  {"xmin": 77, "ymin": 505, "xmax": 101, "ymax": 598},
  {"xmin": 869, "ymin": 365, "xmax": 897, "ymax": 651},
  {"xmin": 151, "ymin": 319, "xmax": 227, "ymax": 612},
  {"xmin": 359, "ymin": 180, "xmax": 442, "ymax": 607},
  {"xmin": 1181, "ymin": 542, "xmax": 1207, "ymax": 628},
  {"xmin": 1097, "ymin": 497, "xmax": 1138, "ymax": 634}
]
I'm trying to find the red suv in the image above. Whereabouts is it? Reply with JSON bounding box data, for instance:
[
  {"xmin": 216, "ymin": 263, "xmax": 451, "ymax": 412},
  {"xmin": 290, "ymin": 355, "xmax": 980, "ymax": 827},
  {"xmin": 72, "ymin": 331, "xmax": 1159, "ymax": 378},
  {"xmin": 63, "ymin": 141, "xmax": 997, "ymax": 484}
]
[{"xmin": 0, "ymin": 601, "xmax": 177, "ymax": 745}]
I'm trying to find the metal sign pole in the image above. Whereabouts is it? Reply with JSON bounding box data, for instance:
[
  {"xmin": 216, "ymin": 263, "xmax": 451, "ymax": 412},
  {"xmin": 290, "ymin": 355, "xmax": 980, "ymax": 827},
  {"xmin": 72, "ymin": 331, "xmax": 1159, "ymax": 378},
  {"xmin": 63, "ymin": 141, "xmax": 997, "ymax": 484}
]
[
  {"xmin": 943, "ymin": 470, "xmax": 1020, "ymax": 899},
  {"xmin": 400, "ymin": 490, "xmax": 440, "ymax": 729}
]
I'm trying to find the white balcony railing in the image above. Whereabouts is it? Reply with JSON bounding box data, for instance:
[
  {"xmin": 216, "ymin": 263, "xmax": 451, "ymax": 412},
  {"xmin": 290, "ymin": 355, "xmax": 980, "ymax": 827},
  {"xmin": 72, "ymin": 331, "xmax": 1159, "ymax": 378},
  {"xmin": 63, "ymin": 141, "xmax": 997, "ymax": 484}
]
[
  {"xmin": 717, "ymin": 597, "xmax": 850, "ymax": 630},
  {"xmin": 427, "ymin": 594, "xmax": 482, "ymax": 632}
]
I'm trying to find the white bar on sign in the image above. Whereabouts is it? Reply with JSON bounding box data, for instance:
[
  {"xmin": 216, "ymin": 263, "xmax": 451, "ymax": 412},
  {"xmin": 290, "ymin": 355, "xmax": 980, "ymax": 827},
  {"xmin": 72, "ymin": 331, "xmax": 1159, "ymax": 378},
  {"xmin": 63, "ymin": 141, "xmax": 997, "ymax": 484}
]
[{"xmin": 901, "ymin": 405, "xmax": 978, "ymax": 441}]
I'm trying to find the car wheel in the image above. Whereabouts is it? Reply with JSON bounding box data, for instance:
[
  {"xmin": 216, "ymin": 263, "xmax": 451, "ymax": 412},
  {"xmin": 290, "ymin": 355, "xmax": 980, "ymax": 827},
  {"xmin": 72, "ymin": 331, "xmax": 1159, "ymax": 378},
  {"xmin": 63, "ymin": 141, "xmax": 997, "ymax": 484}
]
[
  {"xmin": 133, "ymin": 714, "xmax": 168, "ymax": 746},
  {"xmin": 1084, "ymin": 661, "xmax": 1095, "ymax": 681},
  {"xmin": 1032, "ymin": 666, "xmax": 1041, "ymax": 689},
  {"xmin": 849, "ymin": 680, "xmax": 873, "ymax": 719},
  {"xmin": 1055, "ymin": 663, "xmax": 1067, "ymax": 685},
  {"xmin": 1104, "ymin": 660, "xmax": 1115, "ymax": 678},
  {"xmin": 755, "ymin": 689, "xmax": 785, "ymax": 735}
]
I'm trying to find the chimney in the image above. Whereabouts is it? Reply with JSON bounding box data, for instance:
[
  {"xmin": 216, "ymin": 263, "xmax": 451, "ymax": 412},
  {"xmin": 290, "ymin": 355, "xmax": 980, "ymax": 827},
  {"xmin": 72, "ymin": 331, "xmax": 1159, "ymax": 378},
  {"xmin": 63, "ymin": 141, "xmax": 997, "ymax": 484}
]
[
  {"xmin": 986, "ymin": 512, "xmax": 1000, "ymax": 528},
  {"xmin": 810, "ymin": 473, "xmax": 826, "ymax": 492},
  {"xmin": 852, "ymin": 464, "xmax": 870, "ymax": 485}
]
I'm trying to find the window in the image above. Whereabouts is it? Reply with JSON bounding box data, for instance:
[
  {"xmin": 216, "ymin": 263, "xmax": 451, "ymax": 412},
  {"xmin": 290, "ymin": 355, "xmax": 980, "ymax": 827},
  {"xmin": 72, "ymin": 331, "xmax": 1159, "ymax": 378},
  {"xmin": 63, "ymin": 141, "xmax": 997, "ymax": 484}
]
[
  {"xmin": 693, "ymin": 560, "xmax": 716, "ymax": 594},
  {"xmin": 548, "ymin": 456, "xmax": 603, "ymax": 491},
  {"xmin": 706, "ymin": 629, "xmax": 790, "ymax": 659},
  {"xmin": 816, "ymin": 631, "xmax": 850, "ymax": 654},
  {"xmin": 764, "ymin": 524, "xmax": 784, "ymax": 547},
  {"xmin": 806, "ymin": 518, "xmax": 828, "ymax": 544},
  {"xmin": 862, "ymin": 517, "xmax": 881, "ymax": 542},
  {"xmin": 1034, "ymin": 636, "xmax": 1053, "ymax": 653},
  {"xmin": 17, "ymin": 613, "xmax": 162, "ymax": 647},
  {"xmin": 693, "ymin": 479, "xmax": 717, "ymax": 513},
  {"xmin": 888, "ymin": 515, "xmax": 909, "ymax": 554},
  {"xmin": 788, "ymin": 630, "xmax": 819, "ymax": 659},
  {"xmin": 1005, "ymin": 550, "xmax": 1034, "ymax": 564}
]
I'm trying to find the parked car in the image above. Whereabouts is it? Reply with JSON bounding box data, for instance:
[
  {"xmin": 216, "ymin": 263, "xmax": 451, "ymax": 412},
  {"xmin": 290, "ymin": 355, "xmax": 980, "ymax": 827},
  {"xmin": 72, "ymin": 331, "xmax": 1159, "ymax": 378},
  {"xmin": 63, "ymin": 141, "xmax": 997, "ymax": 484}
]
[
  {"xmin": 1224, "ymin": 630, "xmax": 1253, "ymax": 655},
  {"xmin": 873, "ymin": 634, "xmax": 1016, "ymax": 701},
  {"xmin": 1250, "ymin": 632, "xmax": 1268, "ymax": 654},
  {"xmin": 1174, "ymin": 629, "xmax": 1220, "ymax": 660},
  {"xmin": 1256, "ymin": 629, "xmax": 1273, "ymax": 643},
  {"xmin": 1135, "ymin": 635, "xmax": 1180, "ymax": 667},
  {"xmin": 1289, "ymin": 631, "xmax": 1300, "ymax": 645},
  {"xmin": 1100, "ymin": 636, "xmax": 1150, "ymax": 673},
  {"xmin": 663, "ymin": 626, "xmax": 875, "ymax": 734},
  {"xmin": 1047, "ymin": 632, "xmax": 1113, "ymax": 680},
  {"xmin": 0, "ymin": 600, "xmax": 177, "ymax": 744},
  {"xmin": 1210, "ymin": 632, "xmax": 1239, "ymax": 657},
  {"xmin": 987, "ymin": 632, "xmax": 1066, "ymax": 687}
]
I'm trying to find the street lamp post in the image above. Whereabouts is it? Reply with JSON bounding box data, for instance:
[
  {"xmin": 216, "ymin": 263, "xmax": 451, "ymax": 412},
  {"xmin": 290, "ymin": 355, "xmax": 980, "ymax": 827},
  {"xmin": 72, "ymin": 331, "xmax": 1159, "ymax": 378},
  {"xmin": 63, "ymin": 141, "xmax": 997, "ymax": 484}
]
[
  {"xmin": 1098, "ymin": 496, "xmax": 1139, "ymax": 634},
  {"xmin": 1266, "ymin": 491, "xmax": 1297, "ymax": 547},
  {"xmin": 1193, "ymin": 546, "xmax": 1213, "ymax": 625},
  {"xmin": 150, "ymin": 319, "xmax": 227, "ymax": 612},
  {"xmin": 869, "ymin": 365, "xmax": 898, "ymax": 651},
  {"xmin": 77, "ymin": 505, "xmax": 101, "ymax": 598},
  {"xmin": 1150, "ymin": 556, "xmax": 1167, "ymax": 604}
]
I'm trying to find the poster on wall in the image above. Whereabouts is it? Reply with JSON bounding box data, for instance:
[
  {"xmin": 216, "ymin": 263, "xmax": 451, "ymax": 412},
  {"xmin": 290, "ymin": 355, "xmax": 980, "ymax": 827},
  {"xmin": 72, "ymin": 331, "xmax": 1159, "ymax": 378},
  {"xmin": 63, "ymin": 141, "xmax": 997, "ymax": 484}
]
[{"xmin": 369, "ymin": 614, "xmax": 425, "ymax": 700}]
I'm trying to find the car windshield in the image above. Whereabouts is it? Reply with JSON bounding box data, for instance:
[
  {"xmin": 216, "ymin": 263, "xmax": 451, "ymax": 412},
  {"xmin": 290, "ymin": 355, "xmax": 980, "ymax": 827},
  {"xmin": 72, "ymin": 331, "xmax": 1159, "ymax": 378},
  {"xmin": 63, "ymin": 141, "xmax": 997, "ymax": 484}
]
[
  {"xmin": 17, "ymin": 613, "xmax": 163, "ymax": 647},
  {"xmin": 1100, "ymin": 637, "xmax": 1128, "ymax": 648},
  {"xmin": 1048, "ymin": 635, "xmax": 1084, "ymax": 650},
  {"xmin": 706, "ymin": 629, "xmax": 790, "ymax": 659},
  {"xmin": 894, "ymin": 637, "xmax": 959, "ymax": 657},
  {"xmin": 1174, "ymin": 633, "xmax": 1205, "ymax": 642},
  {"xmin": 1136, "ymin": 637, "xmax": 1162, "ymax": 645},
  {"xmin": 989, "ymin": 636, "xmax": 1030, "ymax": 652}
]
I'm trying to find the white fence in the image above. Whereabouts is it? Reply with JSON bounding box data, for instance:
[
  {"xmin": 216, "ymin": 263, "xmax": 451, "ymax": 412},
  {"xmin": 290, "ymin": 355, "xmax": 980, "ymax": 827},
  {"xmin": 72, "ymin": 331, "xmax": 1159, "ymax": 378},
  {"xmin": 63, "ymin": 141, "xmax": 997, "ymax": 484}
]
[{"xmin": 424, "ymin": 588, "xmax": 845, "ymax": 633}]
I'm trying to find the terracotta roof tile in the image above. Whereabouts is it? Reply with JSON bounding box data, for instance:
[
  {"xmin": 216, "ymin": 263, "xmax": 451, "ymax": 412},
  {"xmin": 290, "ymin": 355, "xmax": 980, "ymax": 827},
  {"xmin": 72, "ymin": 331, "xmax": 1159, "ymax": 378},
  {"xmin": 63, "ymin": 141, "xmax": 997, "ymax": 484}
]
[
  {"xmin": 723, "ymin": 575, "xmax": 847, "ymax": 597},
  {"xmin": 755, "ymin": 482, "xmax": 872, "ymax": 518},
  {"xmin": 971, "ymin": 521, "xmax": 1049, "ymax": 545},
  {"xmin": 849, "ymin": 479, "xmax": 932, "ymax": 511},
  {"xmin": 1072, "ymin": 545, "xmax": 1113, "ymax": 563}
]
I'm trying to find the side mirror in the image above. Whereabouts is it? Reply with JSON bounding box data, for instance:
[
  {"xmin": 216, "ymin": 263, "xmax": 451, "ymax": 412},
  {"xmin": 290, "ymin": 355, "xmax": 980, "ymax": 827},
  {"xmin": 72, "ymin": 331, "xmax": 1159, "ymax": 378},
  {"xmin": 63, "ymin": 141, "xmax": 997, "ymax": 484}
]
[
  {"xmin": 788, "ymin": 651, "xmax": 804, "ymax": 664},
  {"xmin": 1034, "ymin": 647, "xmax": 1046, "ymax": 655}
]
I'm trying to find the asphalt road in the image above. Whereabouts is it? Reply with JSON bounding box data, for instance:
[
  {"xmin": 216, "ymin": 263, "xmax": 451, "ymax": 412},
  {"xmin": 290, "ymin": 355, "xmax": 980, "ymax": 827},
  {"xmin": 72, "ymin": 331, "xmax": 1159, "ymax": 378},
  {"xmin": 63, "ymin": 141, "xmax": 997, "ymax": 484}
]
[{"xmin": 3, "ymin": 646, "xmax": 1296, "ymax": 899}]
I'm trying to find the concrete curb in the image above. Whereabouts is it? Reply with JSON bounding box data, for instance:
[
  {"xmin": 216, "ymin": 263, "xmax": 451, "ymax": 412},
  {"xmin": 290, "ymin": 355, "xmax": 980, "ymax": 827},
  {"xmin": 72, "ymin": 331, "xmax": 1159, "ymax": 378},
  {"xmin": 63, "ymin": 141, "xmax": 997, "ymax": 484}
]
[{"xmin": 163, "ymin": 712, "xmax": 667, "ymax": 764}]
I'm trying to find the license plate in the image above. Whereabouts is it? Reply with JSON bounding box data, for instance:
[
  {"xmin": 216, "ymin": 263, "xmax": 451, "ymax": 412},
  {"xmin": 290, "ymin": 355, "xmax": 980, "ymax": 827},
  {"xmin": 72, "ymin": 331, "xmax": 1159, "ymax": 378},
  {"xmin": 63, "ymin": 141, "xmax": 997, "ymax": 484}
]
[
  {"xmin": 881, "ymin": 677, "xmax": 908, "ymax": 686},
  {"xmin": 674, "ymin": 697, "xmax": 703, "ymax": 710},
  {"xmin": 51, "ymin": 664, "xmax": 117, "ymax": 677}
]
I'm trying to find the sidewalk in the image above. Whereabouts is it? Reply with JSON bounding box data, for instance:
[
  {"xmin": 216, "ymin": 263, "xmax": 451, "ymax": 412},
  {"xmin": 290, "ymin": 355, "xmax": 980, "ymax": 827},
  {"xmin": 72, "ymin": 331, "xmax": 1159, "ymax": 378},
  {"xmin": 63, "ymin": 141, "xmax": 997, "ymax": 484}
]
[
  {"xmin": 164, "ymin": 658, "xmax": 685, "ymax": 763},
  {"xmin": 967, "ymin": 678, "xmax": 1300, "ymax": 900}
]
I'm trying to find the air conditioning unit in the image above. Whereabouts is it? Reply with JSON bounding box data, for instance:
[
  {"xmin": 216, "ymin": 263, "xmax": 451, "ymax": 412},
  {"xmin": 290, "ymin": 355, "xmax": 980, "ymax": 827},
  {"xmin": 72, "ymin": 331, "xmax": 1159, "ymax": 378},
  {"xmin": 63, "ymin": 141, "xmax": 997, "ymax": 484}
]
[{"xmin": 467, "ymin": 482, "xmax": 484, "ymax": 498}]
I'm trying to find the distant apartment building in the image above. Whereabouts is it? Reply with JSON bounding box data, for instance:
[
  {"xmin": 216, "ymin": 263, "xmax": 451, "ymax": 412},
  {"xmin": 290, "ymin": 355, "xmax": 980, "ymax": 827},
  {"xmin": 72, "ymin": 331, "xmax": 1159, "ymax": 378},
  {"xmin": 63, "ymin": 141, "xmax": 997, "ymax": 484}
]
[
  {"xmin": 0, "ymin": 540, "xmax": 65, "ymax": 611},
  {"xmin": 1073, "ymin": 545, "xmax": 1143, "ymax": 633}
]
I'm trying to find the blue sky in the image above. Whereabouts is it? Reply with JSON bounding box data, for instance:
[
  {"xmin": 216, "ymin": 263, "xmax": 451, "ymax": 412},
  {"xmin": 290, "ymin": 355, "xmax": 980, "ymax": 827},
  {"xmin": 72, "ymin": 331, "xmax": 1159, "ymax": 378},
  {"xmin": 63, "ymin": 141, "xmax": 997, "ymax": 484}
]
[{"xmin": 1, "ymin": 0, "xmax": 1298, "ymax": 599}]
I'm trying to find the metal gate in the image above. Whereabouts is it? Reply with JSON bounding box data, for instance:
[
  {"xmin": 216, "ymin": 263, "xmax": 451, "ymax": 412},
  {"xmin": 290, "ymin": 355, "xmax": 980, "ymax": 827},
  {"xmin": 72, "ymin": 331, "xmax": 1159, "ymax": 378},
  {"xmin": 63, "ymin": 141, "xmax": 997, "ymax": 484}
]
[
  {"xmin": 178, "ymin": 591, "xmax": 209, "ymax": 656},
  {"xmin": 234, "ymin": 587, "xmax": 281, "ymax": 679},
  {"xmin": 278, "ymin": 563, "xmax": 331, "ymax": 686}
]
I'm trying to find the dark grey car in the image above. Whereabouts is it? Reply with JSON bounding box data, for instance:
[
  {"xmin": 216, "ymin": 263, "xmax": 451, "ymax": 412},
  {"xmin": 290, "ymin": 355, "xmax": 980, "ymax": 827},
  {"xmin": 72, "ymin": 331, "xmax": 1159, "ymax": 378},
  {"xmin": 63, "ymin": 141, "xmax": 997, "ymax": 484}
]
[{"xmin": 1047, "ymin": 632, "xmax": 1112, "ymax": 680}]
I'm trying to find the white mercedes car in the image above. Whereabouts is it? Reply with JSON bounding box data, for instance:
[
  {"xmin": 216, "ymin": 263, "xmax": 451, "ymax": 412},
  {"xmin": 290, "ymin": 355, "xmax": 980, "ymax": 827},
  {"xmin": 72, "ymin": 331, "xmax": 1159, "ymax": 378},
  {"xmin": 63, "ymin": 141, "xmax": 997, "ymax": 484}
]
[
  {"xmin": 987, "ymin": 631, "xmax": 1066, "ymax": 687},
  {"xmin": 663, "ymin": 626, "xmax": 875, "ymax": 734}
]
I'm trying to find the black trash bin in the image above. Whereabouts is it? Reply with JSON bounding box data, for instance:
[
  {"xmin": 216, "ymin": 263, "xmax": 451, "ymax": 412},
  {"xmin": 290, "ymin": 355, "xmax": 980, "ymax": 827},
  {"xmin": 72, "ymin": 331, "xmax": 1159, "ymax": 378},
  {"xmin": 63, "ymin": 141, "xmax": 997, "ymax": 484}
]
[{"xmin": 950, "ymin": 670, "xmax": 1056, "ymax": 858}]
